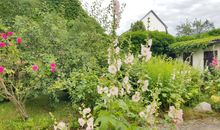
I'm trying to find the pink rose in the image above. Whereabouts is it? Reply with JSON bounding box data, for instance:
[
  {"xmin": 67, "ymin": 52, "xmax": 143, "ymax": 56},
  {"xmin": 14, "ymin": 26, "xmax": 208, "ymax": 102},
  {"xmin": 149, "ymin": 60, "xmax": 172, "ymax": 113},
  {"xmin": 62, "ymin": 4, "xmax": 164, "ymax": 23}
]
[
  {"xmin": 32, "ymin": 65, "xmax": 39, "ymax": 71},
  {"xmin": 0, "ymin": 66, "xmax": 4, "ymax": 74},
  {"xmin": 0, "ymin": 42, "xmax": 6, "ymax": 48},
  {"xmin": 16, "ymin": 37, "xmax": 22, "ymax": 44},
  {"xmin": 7, "ymin": 32, "xmax": 13, "ymax": 36},
  {"xmin": 1, "ymin": 33, "xmax": 8, "ymax": 39}
]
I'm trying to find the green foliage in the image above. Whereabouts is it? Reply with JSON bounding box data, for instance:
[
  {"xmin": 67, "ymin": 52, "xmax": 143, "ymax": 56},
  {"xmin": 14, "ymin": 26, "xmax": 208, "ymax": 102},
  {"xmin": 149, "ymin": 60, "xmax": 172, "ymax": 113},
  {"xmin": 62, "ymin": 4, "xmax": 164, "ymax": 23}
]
[
  {"xmin": 120, "ymin": 31, "xmax": 175, "ymax": 56},
  {"xmin": 130, "ymin": 21, "xmax": 146, "ymax": 31},
  {"xmin": 131, "ymin": 57, "xmax": 202, "ymax": 108},
  {"xmin": 208, "ymin": 28, "xmax": 220, "ymax": 36},
  {"xmin": 170, "ymin": 36, "xmax": 220, "ymax": 54}
]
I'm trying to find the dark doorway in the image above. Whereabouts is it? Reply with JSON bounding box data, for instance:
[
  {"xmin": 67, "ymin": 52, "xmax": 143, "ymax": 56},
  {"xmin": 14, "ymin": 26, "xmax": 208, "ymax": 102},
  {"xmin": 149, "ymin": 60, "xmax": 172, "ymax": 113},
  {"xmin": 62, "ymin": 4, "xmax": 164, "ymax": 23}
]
[
  {"xmin": 204, "ymin": 51, "xmax": 218, "ymax": 68},
  {"xmin": 183, "ymin": 52, "xmax": 193, "ymax": 66}
]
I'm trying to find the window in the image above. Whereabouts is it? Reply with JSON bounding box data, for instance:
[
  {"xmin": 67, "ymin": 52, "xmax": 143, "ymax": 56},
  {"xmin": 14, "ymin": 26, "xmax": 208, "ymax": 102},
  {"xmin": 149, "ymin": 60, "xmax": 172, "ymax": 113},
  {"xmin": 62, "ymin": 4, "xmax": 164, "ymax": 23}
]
[
  {"xmin": 183, "ymin": 53, "xmax": 193, "ymax": 66},
  {"xmin": 204, "ymin": 51, "xmax": 218, "ymax": 68}
]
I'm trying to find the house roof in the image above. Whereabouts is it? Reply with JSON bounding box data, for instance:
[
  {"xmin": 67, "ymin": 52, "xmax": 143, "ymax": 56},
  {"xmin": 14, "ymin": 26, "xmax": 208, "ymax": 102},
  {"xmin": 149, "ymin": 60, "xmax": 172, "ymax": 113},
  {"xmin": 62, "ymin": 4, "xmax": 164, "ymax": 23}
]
[
  {"xmin": 170, "ymin": 36, "xmax": 220, "ymax": 54},
  {"xmin": 141, "ymin": 10, "xmax": 168, "ymax": 32}
]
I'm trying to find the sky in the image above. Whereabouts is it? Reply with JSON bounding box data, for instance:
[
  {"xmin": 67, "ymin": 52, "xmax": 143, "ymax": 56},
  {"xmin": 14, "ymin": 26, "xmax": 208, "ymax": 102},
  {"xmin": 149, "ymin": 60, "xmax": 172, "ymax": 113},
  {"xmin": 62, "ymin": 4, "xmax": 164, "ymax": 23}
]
[{"xmin": 83, "ymin": 0, "xmax": 220, "ymax": 36}]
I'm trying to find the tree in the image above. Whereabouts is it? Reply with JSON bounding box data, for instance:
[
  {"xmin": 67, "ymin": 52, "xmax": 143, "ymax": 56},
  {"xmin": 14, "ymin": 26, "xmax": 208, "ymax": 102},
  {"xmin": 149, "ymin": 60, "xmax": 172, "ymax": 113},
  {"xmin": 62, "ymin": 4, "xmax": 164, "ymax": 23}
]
[
  {"xmin": 176, "ymin": 19, "xmax": 215, "ymax": 36},
  {"xmin": 130, "ymin": 21, "xmax": 146, "ymax": 31}
]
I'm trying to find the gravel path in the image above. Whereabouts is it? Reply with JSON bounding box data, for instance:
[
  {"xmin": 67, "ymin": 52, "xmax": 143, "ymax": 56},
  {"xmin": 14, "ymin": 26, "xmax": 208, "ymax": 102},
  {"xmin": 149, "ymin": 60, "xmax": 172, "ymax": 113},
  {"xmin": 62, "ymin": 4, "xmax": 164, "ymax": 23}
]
[{"xmin": 180, "ymin": 117, "xmax": 220, "ymax": 130}]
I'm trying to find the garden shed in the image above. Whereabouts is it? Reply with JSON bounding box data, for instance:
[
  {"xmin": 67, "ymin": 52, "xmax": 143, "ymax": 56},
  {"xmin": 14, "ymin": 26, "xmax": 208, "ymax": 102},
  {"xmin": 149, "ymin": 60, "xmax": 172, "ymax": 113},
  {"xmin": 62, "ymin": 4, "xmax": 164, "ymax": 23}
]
[{"xmin": 170, "ymin": 36, "xmax": 220, "ymax": 70}]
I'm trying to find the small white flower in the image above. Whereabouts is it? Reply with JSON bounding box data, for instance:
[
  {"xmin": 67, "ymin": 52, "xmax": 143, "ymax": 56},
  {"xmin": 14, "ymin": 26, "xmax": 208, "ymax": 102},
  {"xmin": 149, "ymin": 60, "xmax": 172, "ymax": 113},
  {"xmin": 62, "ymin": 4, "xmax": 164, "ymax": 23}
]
[
  {"xmin": 97, "ymin": 86, "xmax": 103, "ymax": 94},
  {"xmin": 109, "ymin": 86, "xmax": 119, "ymax": 97},
  {"xmin": 87, "ymin": 117, "xmax": 94, "ymax": 128},
  {"xmin": 56, "ymin": 121, "xmax": 67, "ymax": 130},
  {"xmin": 108, "ymin": 65, "xmax": 117, "ymax": 74},
  {"xmin": 124, "ymin": 83, "xmax": 131, "ymax": 94},
  {"xmin": 83, "ymin": 108, "xmax": 91, "ymax": 116},
  {"xmin": 142, "ymin": 80, "xmax": 149, "ymax": 92},
  {"xmin": 115, "ymin": 47, "xmax": 120, "ymax": 54},
  {"xmin": 148, "ymin": 39, "xmax": 153, "ymax": 47},
  {"xmin": 123, "ymin": 76, "xmax": 129, "ymax": 84},
  {"xmin": 78, "ymin": 118, "xmax": 86, "ymax": 127},
  {"xmin": 103, "ymin": 87, "xmax": 109, "ymax": 94},
  {"xmin": 124, "ymin": 53, "xmax": 134, "ymax": 64},
  {"xmin": 116, "ymin": 59, "xmax": 122, "ymax": 71},
  {"xmin": 120, "ymin": 88, "xmax": 125, "ymax": 96},
  {"xmin": 139, "ymin": 111, "xmax": 145, "ymax": 118},
  {"xmin": 132, "ymin": 92, "xmax": 141, "ymax": 102}
]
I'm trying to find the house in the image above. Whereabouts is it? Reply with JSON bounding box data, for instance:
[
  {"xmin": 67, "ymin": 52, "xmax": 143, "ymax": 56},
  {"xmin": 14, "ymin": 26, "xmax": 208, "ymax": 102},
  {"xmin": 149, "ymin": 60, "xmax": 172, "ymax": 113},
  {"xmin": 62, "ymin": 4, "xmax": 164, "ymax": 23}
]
[
  {"xmin": 141, "ymin": 10, "xmax": 168, "ymax": 33},
  {"xmin": 170, "ymin": 36, "xmax": 220, "ymax": 70}
]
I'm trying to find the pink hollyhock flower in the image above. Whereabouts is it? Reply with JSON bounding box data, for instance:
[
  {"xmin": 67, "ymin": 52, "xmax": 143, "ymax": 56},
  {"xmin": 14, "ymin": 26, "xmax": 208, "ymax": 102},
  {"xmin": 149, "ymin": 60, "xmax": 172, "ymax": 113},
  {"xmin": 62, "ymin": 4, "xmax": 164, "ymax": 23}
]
[
  {"xmin": 50, "ymin": 63, "xmax": 56, "ymax": 73},
  {"xmin": 1, "ymin": 33, "xmax": 8, "ymax": 39},
  {"xmin": 50, "ymin": 63, "xmax": 56, "ymax": 68},
  {"xmin": 0, "ymin": 66, "xmax": 4, "ymax": 73},
  {"xmin": 16, "ymin": 37, "xmax": 22, "ymax": 44},
  {"xmin": 211, "ymin": 57, "xmax": 218, "ymax": 66},
  {"xmin": 0, "ymin": 42, "xmax": 6, "ymax": 48},
  {"xmin": 7, "ymin": 31, "xmax": 13, "ymax": 36},
  {"xmin": 32, "ymin": 65, "xmax": 39, "ymax": 71}
]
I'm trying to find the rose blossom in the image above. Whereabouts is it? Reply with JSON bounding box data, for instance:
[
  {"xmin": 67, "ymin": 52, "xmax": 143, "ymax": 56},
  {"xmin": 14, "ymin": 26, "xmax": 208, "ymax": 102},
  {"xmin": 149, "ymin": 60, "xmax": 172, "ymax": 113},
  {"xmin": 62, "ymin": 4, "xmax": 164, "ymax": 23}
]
[
  {"xmin": 32, "ymin": 65, "xmax": 39, "ymax": 71},
  {"xmin": 1, "ymin": 33, "xmax": 7, "ymax": 39},
  {"xmin": 0, "ymin": 66, "xmax": 4, "ymax": 73},
  {"xmin": 0, "ymin": 42, "xmax": 6, "ymax": 48},
  {"xmin": 16, "ymin": 37, "xmax": 22, "ymax": 44},
  {"xmin": 7, "ymin": 31, "xmax": 13, "ymax": 36}
]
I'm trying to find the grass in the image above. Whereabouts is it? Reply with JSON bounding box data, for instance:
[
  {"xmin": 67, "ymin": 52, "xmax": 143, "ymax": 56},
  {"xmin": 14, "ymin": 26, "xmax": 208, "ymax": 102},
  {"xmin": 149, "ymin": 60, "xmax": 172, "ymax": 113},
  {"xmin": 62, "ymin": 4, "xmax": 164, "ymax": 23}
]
[{"xmin": 0, "ymin": 95, "xmax": 73, "ymax": 130}]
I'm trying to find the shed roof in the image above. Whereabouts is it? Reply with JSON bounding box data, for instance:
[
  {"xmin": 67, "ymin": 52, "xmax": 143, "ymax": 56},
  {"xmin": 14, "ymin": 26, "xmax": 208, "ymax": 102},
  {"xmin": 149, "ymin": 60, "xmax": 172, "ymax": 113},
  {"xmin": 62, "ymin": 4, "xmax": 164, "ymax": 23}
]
[{"xmin": 170, "ymin": 36, "xmax": 220, "ymax": 54}]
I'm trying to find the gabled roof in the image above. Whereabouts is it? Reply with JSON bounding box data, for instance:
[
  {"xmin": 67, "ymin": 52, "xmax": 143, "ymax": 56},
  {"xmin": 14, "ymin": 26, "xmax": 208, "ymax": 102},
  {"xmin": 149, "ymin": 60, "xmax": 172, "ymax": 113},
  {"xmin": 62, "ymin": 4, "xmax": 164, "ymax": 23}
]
[{"xmin": 141, "ymin": 10, "xmax": 168, "ymax": 33}]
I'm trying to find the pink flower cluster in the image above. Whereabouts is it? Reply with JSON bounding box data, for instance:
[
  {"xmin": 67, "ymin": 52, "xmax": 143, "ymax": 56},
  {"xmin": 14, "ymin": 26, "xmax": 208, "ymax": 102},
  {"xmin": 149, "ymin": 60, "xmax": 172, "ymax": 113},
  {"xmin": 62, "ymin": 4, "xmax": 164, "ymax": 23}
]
[
  {"xmin": 32, "ymin": 63, "xmax": 57, "ymax": 73},
  {"xmin": 0, "ymin": 31, "xmax": 23, "ymax": 48}
]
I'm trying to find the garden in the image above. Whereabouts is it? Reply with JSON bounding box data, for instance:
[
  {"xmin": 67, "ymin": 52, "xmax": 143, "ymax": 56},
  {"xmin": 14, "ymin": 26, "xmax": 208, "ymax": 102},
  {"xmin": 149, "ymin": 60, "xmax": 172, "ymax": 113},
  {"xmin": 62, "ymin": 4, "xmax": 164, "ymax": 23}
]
[{"xmin": 1, "ymin": 0, "xmax": 220, "ymax": 130}]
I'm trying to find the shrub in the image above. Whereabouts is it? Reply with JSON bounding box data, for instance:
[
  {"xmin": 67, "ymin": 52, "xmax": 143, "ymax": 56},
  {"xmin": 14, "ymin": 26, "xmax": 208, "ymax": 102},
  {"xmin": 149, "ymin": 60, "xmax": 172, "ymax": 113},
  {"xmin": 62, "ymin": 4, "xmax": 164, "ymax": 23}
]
[
  {"xmin": 131, "ymin": 56, "xmax": 202, "ymax": 108},
  {"xmin": 120, "ymin": 31, "xmax": 175, "ymax": 56}
]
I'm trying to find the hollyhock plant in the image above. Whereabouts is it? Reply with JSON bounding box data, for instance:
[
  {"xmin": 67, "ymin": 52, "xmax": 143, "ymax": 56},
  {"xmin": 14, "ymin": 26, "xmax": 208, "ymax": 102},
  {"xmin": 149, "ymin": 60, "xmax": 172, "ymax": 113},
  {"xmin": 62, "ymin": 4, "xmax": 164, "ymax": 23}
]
[
  {"xmin": 32, "ymin": 65, "xmax": 39, "ymax": 71},
  {"xmin": 50, "ymin": 63, "xmax": 56, "ymax": 73},
  {"xmin": 16, "ymin": 37, "xmax": 22, "ymax": 44},
  {"xmin": 0, "ymin": 66, "xmax": 4, "ymax": 73},
  {"xmin": 7, "ymin": 31, "xmax": 13, "ymax": 36},
  {"xmin": 0, "ymin": 42, "xmax": 6, "ymax": 48},
  {"xmin": 1, "ymin": 33, "xmax": 8, "ymax": 39}
]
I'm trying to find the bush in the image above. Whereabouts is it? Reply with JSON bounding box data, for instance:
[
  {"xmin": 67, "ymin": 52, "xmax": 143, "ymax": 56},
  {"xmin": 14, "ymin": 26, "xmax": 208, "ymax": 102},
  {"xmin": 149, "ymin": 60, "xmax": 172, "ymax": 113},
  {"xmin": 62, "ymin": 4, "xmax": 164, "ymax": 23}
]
[
  {"xmin": 131, "ymin": 56, "xmax": 202, "ymax": 108},
  {"xmin": 120, "ymin": 31, "xmax": 175, "ymax": 56}
]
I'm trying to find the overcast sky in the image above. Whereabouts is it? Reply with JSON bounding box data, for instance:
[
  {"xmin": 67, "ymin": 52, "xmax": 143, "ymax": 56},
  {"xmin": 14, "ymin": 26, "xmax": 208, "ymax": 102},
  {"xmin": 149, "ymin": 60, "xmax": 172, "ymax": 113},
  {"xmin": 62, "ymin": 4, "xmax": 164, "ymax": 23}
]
[{"xmin": 83, "ymin": 0, "xmax": 220, "ymax": 36}]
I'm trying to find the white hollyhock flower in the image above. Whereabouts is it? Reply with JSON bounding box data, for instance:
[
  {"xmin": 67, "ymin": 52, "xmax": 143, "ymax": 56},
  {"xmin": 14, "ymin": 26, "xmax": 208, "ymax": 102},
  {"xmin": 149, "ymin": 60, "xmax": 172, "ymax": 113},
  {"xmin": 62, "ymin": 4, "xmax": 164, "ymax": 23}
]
[
  {"xmin": 78, "ymin": 118, "xmax": 86, "ymax": 127},
  {"xmin": 108, "ymin": 65, "xmax": 117, "ymax": 74},
  {"xmin": 87, "ymin": 117, "xmax": 94, "ymax": 128},
  {"xmin": 132, "ymin": 92, "xmax": 141, "ymax": 102},
  {"xmin": 139, "ymin": 111, "xmax": 145, "ymax": 118},
  {"xmin": 97, "ymin": 86, "xmax": 103, "ymax": 94},
  {"xmin": 115, "ymin": 47, "xmax": 120, "ymax": 54},
  {"xmin": 123, "ymin": 76, "xmax": 129, "ymax": 84},
  {"xmin": 103, "ymin": 87, "xmax": 109, "ymax": 94},
  {"xmin": 141, "ymin": 44, "xmax": 150, "ymax": 56},
  {"xmin": 142, "ymin": 80, "xmax": 149, "ymax": 92},
  {"xmin": 109, "ymin": 86, "xmax": 119, "ymax": 97},
  {"xmin": 124, "ymin": 53, "xmax": 134, "ymax": 64},
  {"xmin": 83, "ymin": 108, "xmax": 91, "ymax": 116},
  {"xmin": 117, "ymin": 59, "xmax": 122, "ymax": 71},
  {"xmin": 148, "ymin": 39, "xmax": 153, "ymax": 47},
  {"xmin": 120, "ymin": 88, "xmax": 125, "ymax": 96}
]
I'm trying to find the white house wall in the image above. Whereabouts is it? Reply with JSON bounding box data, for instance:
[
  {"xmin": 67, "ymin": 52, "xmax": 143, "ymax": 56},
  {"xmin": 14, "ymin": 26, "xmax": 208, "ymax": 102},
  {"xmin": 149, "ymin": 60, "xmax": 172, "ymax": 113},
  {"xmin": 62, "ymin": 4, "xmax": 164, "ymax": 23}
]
[
  {"xmin": 179, "ymin": 44, "xmax": 220, "ymax": 71},
  {"xmin": 142, "ymin": 12, "xmax": 167, "ymax": 32}
]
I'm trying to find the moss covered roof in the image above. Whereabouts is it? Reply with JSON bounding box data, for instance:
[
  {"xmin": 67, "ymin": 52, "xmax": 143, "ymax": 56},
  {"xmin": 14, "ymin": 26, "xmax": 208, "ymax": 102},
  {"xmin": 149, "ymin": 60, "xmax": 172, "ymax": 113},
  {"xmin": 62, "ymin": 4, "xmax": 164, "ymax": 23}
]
[{"xmin": 170, "ymin": 36, "xmax": 220, "ymax": 54}]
